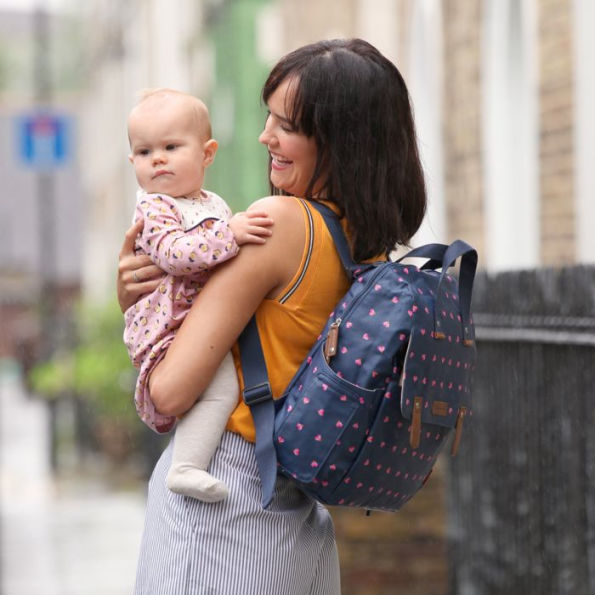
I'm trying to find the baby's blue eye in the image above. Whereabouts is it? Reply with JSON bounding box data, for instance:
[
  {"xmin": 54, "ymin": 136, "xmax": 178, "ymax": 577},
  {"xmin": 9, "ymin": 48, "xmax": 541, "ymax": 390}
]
[
  {"xmin": 139, "ymin": 149, "xmax": 150, "ymax": 156},
  {"xmin": 166, "ymin": 144, "xmax": 178, "ymax": 151}
]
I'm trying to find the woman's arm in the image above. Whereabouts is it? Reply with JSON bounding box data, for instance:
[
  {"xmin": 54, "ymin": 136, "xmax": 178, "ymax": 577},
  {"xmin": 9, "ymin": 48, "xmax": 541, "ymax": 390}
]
[
  {"xmin": 148, "ymin": 196, "xmax": 306, "ymax": 417},
  {"xmin": 117, "ymin": 208, "xmax": 274, "ymax": 311},
  {"xmin": 117, "ymin": 219, "xmax": 166, "ymax": 312}
]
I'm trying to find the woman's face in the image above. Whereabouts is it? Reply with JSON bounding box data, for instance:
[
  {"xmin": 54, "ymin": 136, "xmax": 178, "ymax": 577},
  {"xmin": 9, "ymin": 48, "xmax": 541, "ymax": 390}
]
[{"xmin": 258, "ymin": 78, "xmax": 319, "ymax": 198}]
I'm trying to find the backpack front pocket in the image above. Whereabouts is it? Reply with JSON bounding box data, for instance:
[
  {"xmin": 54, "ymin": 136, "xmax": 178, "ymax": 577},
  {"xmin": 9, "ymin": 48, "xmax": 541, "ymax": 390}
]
[{"xmin": 275, "ymin": 345, "xmax": 384, "ymax": 495}]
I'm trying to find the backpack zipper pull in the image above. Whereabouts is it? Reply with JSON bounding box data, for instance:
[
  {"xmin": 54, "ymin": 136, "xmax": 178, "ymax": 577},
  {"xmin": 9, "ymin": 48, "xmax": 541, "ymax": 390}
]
[
  {"xmin": 324, "ymin": 318, "xmax": 341, "ymax": 363},
  {"xmin": 451, "ymin": 406, "xmax": 467, "ymax": 456}
]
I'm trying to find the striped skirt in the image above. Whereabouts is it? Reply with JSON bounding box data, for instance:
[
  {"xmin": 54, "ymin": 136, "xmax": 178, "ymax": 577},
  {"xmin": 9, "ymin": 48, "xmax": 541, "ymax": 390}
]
[{"xmin": 134, "ymin": 431, "xmax": 340, "ymax": 594}]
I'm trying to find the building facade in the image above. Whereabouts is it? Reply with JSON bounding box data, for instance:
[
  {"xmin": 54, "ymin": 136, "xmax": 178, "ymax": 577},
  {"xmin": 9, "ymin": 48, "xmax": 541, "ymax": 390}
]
[
  {"xmin": 0, "ymin": 1, "xmax": 589, "ymax": 593},
  {"xmin": 75, "ymin": 0, "xmax": 593, "ymax": 304}
]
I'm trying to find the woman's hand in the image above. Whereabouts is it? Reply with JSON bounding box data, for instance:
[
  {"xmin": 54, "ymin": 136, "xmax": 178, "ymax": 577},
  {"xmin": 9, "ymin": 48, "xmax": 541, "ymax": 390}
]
[{"xmin": 117, "ymin": 219, "xmax": 165, "ymax": 312}]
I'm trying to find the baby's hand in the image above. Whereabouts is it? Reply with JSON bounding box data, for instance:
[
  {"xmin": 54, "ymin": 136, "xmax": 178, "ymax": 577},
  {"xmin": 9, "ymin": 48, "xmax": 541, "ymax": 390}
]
[{"xmin": 229, "ymin": 210, "xmax": 274, "ymax": 245}]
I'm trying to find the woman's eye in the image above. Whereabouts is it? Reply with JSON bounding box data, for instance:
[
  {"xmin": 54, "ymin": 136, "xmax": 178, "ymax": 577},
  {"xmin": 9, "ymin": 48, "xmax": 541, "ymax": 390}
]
[
  {"xmin": 280, "ymin": 118, "xmax": 297, "ymax": 133},
  {"xmin": 265, "ymin": 110, "xmax": 295, "ymax": 133}
]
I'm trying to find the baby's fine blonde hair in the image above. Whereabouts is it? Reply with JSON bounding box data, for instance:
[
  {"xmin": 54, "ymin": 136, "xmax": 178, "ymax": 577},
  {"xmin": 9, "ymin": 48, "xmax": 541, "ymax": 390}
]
[{"xmin": 131, "ymin": 87, "xmax": 212, "ymax": 139}]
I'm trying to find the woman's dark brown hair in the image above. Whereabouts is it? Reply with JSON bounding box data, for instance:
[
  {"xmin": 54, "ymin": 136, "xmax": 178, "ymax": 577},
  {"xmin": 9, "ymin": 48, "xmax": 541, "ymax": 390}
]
[{"xmin": 262, "ymin": 38, "xmax": 427, "ymax": 261}]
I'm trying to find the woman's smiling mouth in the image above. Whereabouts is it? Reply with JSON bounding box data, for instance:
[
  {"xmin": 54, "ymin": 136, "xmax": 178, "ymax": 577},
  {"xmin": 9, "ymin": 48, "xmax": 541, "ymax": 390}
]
[{"xmin": 270, "ymin": 153, "xmax": 292, "ymax": 170}]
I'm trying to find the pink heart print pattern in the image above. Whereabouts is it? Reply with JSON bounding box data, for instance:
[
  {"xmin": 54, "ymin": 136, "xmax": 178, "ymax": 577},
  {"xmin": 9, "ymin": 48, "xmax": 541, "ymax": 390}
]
[{"xmin": 273, "ymin": 255, "xmax": 475, "ymax": 511}]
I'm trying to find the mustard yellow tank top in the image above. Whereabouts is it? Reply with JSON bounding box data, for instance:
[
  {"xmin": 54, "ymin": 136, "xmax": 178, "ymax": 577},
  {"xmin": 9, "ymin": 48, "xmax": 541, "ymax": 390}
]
[{"xmin": 227, "ymin": 198, "xmax": 350, "ymax": 442}]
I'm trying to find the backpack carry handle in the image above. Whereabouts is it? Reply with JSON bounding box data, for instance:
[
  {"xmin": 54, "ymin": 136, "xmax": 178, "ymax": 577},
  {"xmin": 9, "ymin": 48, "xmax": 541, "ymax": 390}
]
[
  {"xmin": 437, "ymin": 240, "xmax": 478, "ymax": 343},
  {"xmin": 311, "ymin": 201, "xmax": 478, "ymax": 341},
  {"xmin": 397, "ymin": 243, "xmax": 448, "ymax": 264},
  {"xmin": 398, "ymin": 241, "xmax": 478, "ymax": 344}
]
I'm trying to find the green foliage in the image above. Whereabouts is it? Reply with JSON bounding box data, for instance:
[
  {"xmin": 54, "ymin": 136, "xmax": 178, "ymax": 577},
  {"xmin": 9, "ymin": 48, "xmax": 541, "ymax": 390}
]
[{"xmin": 30, "ymin": 299, "xmax": 138, "ymax": 427}]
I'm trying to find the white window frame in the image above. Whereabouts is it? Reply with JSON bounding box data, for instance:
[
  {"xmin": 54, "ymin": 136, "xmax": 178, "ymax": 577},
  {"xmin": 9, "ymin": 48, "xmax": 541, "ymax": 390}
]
[
  {"xmin": 482, "ymin": 0, "xmax": 539, "ymax": 271},
  {"xmin": 407, "ymin": 0, "xmax": 445, "ymax": 245},
  {"xmin": 573, "ymin": 0, "xmax": 595, "ymax": 263}
]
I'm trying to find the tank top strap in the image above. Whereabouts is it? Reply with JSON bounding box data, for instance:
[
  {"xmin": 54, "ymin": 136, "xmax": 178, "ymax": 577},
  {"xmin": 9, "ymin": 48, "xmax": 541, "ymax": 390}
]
[
  {"xmin": 227, "ymin": 197, "xmax": 350, "ymax": 442},
  {"xmin": 276, "ymin": 199, "xmax": 316, "ymax": 304}
]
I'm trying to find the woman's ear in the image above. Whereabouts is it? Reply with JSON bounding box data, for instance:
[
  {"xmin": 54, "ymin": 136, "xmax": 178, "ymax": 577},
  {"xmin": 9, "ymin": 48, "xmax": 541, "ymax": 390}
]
[{"xmin": 203, "ymin": 139, "xmax": 219, "ymax": 167}]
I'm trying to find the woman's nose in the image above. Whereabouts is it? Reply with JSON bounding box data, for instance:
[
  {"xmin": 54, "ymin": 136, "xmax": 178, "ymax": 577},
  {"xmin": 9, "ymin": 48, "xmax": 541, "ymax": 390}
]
[{"xmin": 259, "ymin": 116, "xmax": 272, "ymax": 145}]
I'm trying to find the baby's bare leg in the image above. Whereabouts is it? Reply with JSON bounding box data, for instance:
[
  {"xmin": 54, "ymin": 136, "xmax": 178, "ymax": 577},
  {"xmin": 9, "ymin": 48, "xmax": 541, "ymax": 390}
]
[{"xmin": 166, "ymin": 352, "xmax": 238, "ymax": 501}]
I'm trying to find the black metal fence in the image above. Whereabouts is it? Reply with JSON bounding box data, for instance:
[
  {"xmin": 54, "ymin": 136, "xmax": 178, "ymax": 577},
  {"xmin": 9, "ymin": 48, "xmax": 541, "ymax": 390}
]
[{"xmin": 447, "ymin": 266, "xmax": 595, "ymax": 595}]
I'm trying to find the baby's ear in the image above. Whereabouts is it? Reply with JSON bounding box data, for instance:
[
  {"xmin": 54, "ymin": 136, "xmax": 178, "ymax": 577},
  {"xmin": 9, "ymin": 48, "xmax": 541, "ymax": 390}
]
[
  {"xmin": 128, "ymin": 153, "xmax": 134, "ymax": 164},
  {"xmin": 203, "ymin": 139, "xmax": 218, "ymax": 167}
]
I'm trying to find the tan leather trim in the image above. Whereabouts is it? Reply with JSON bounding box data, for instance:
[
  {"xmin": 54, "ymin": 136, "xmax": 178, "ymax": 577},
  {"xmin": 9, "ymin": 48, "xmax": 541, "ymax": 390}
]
[
  {"xmin": 410, "ymin": 396, "xmax": 423, "ymax": 449},
  {"xmin": 432, "ymin": 400, "xmax": 449, "ymax": 417}
]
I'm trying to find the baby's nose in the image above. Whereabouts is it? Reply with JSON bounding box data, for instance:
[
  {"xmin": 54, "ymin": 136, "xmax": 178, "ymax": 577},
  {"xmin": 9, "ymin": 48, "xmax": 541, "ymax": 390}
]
[{"xmin": 152, "ymin": 150, "xmax": 166, "ymax": 164}]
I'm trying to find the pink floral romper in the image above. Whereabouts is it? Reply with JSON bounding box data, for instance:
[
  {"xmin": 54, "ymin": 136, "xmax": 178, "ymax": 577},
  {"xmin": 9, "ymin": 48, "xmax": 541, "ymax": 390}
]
[{"xmin": 123, "ymin": 190, "xmax": 238, "ymax": 433}]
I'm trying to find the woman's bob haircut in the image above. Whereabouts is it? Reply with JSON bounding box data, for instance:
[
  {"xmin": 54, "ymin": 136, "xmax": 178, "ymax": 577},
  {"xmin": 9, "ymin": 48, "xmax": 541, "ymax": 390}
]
[{"xmin": 262, "ymin": 38, "xmax": 427, "ymax": 262}]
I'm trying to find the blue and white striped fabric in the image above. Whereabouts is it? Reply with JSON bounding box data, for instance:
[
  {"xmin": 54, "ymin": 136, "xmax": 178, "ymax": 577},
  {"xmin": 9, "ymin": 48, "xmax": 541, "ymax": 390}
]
[{"xmin": 134, "ymin": 431, "xmax": 340, "ymax": 594}]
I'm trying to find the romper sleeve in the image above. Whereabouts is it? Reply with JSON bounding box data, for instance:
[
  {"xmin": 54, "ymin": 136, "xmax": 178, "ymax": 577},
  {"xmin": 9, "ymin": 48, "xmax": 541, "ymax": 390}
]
[{"xmin": 135, "ymin": 193, "xmax": 239, "ymax": 276}]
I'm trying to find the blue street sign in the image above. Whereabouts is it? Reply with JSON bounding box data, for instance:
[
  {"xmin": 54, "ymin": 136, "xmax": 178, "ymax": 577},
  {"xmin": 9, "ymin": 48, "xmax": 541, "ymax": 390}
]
[{"xmin": 17, "ymin": 112, "xmax": 72, "ymax": 169}]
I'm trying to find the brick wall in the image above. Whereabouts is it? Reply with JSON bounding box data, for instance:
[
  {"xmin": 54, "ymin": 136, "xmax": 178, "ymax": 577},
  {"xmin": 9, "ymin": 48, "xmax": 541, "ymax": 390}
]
[
  {"xmin": 538, "ymin": 0, "xmax": 575, "ymax": 265},
  {"xmin": 441, "ymin": 0, "xmax": 485, "ymax": 256},
  {"xmin": 441, "ymin": 0, "xmax": 576, "ymax": 267},
  {"xmin": 279, "ymin": 0, "xmax": 357, "ymax": 50},
  {"xmin": 331, "ymin": 463, "xmax": 448, "ymax": 595}
]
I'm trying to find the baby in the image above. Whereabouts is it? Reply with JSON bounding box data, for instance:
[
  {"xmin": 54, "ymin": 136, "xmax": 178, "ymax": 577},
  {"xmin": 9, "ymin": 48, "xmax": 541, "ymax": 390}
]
[{"xmin": 124, "ymin": 88, "xmax": 272, "ymax": 501}]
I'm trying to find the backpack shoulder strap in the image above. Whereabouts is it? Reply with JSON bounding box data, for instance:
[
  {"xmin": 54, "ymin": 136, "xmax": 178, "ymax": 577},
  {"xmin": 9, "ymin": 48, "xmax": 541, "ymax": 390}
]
[
  {"xmin": 308, "ymin": 201, "xmax": 358, "ymax": 275},
  {"xmin": 238, "ymin": 200, "xmax": 348, "ymax": 508},
  {"xmin": 237, "ymin": 317, "xmax": 277, "ymax": 508}
]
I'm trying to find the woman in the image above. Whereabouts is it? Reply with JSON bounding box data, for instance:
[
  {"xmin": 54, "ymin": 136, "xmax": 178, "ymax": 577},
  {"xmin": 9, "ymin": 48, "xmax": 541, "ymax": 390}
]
[{"xmin": 118, "ymin": 38, "xmax": 426, "ymax": 594}]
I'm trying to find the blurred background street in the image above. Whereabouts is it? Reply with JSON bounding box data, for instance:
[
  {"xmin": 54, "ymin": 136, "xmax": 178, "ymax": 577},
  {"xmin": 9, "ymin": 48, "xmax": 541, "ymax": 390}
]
[
  {"xmin": 1, "ymin": 360, "xmax": 146, "ymax": 595},
  {"xmin": 1, "ymin": 0, "xmax": 595, "ymax": 593}
]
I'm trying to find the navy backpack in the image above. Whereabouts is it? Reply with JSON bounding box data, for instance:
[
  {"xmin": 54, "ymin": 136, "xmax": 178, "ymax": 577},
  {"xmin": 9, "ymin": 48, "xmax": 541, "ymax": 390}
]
[{"xmin": 239, "ymin": 201, "xmax": 477, "ymax": 512}]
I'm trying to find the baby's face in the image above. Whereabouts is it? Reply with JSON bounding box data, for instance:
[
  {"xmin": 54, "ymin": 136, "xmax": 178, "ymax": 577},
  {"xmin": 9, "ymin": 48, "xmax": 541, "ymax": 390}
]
[{"xmin": 128, "ymin": 97, "xmax": 212, "ymax": 198}]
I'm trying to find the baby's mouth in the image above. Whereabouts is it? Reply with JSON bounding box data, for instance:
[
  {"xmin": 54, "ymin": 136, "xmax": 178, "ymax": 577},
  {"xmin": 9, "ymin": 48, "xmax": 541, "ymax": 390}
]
[{"xmin": 153, "ymin": 170, "xmax": 173, "ymax": 178}]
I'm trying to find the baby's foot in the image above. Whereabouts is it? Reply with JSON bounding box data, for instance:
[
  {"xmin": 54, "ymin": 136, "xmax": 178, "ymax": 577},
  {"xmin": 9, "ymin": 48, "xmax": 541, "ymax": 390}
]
[{"xmin": 166, "ymin": 464, "xmax": 229, "ymax": 502}]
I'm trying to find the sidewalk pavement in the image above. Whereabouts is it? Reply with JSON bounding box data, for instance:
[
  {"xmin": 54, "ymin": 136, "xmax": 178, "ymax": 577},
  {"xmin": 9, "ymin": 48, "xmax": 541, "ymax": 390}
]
[{"xmin": 1, "ymin": 360, "xmax": 147, "ymax": 595}]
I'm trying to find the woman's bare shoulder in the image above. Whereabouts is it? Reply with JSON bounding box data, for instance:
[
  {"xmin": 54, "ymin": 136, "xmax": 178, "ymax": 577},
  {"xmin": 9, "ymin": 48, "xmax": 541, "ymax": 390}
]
[
  {"xmin": 251, "ymin": 195, "xmax": 305, "ymax": 244},
  {"xmin": 248, "ymin": 195, "xmax": 303, "ymax": 216}
]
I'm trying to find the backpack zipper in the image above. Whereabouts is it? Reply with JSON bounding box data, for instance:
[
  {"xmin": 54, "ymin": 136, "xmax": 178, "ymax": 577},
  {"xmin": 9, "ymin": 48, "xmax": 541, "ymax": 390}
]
[
  {"xmin": 323, "ymin": 318, "xmax": 342, "ymax": 362},
  {"xmin": 323, "ymin": 263, "xmax": 411, "ymax": 363}
]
